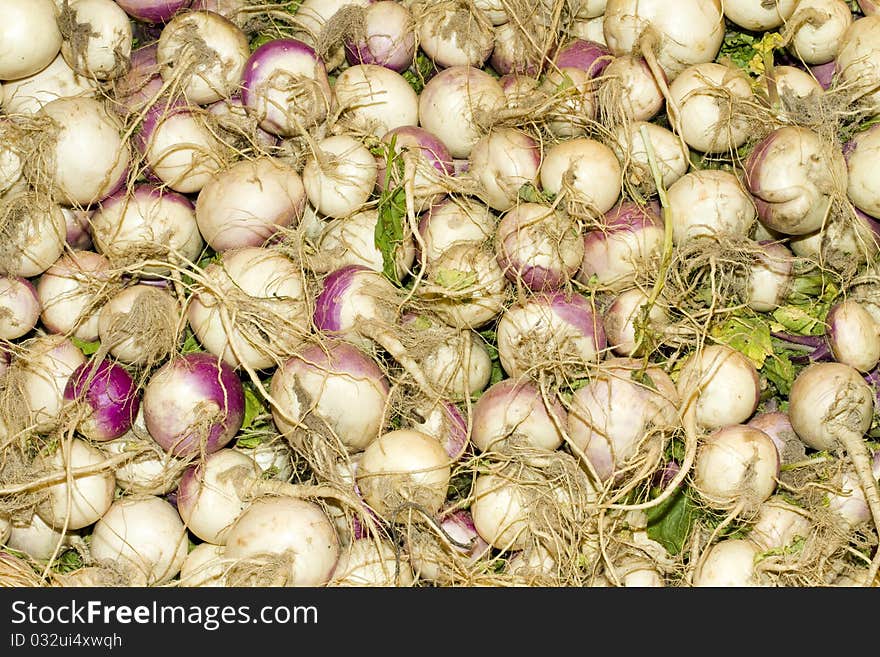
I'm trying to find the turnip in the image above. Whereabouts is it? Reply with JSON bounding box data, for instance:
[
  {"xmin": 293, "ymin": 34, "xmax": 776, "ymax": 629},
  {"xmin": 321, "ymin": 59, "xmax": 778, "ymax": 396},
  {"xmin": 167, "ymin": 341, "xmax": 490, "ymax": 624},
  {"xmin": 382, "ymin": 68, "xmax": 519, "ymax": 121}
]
[
  {"xmin": 834, "ymin": 15, "xmax": 880, "ymax": 113},
  {"xmin": 747, "ymin": 410, "xmax": 805, "ymax": 465},
  {"xmin": 489, "ymin": 19, "xmax": 550, "ymax": 76},
  {"xmin": 240, "ymin": 38, "xmax": 333, "ymax": 137},
  {"xmin": 824, "ymin": 299, "xmax": 880, "ymax": 372},
  {"xmin": 675, "ymin": 343, "xmax": 761, "ymax": 431},
  {"xmin": 723, "ymin": 0, "xmax": 797, "ymax": 31},
  {"xmin": 135, "ymin": 99, "xmax": 232, "ymax": 194},
  {"xmin": 302, "ymin": 135, "xmax": 377, "ymax": 220},
  {"xmin": 414, "ymin": 0, "xmax": 495, "ymax": 69},
  {"xmin": 187, "ymin": 246, "xmax": 310, "ymax": 371},
  {"xmin": 666, "ymin": 62, "xmax": 753, "ymax": 154},
  {"xmin": 0, "ymin": 120, "xmax": 23, "ymax": 196},
  {"xmin": 111, "ymin": 43, "xmax": 163, "ymax": 118},
  {"xmin": 406, "ymin": 508, "xmax": 489, "ymax": 583},
  {"xmin": 332, "ymin": 63, "xmax": 419, "ymax": 138},
  {"xmin": 748, "ymin": 495, "xmax": 813, "ymax": 552},
  {"xmin": 29, "ymin": 96, "xmax": 129, "ymax": 207},
  {"xmin": 539, "ymin": 137, "xmax": 622, "ymax": 217},
  {"xmin": 176, "ymin": 447, "xmax": 261, "ymax": 544},
  {"xmin": 62, "ymin": 208, "xmax": 93, "ymax": 251},
  {"xmin": 742, "ymin": 241, "xmax": 795, "ymax": 312},
  {"xmin": 693, "ymin": 424, "xmax": 780, "ymax": 513},
  {"xmin": 375, "ymin": 125, "xmax": 454, "ymax": 214},
  {"xmin": 787, "ymin": 205, "xmax": 880, "ymax": 270},
  {"xmin": 0, "ymin": 276, "xmax": 41, "ymax": 340},
  {"xmin": 355, "ymin": 428, "xmax": 452, "ymax": 522},
  {"xmin": 470, "ymin": 378, "xmax": 567, "ymax": 454},
  {"xmin": 470, "ymin": 471, "xmax": 531, "ymax": 551},
  {"xmin": 0, "ymin": 53, "xmax": 98, "ymax": 116},
  {"xmin": 578, "ymin": 200, "xmax": 665, "ymax": 291},
  {"xmin": 100, "ymin": 414, "xmax": 187, "ymax": 495},
  {"xmin": 34, "ymin": 437, "xmax": 116, "ymax": 531},
  {"xmin": 666, "ymin": 169, "xmax": 757, "ymax": 245},
  {"xmin": 329, "ymin": 536, "xmax": 415, "ymax": 586},
  {"xmin": 36, "ymin": 250, "xmax": 113, "ymax": 343},
  {"xmin": 269, "ymin": 339, "xmax": 390, "ymax": 456},
  {"xmin": 844, "ymin": 123, "xmax": 880, "ymax": 219},
  {"xmin": 602, "ymin": 0, "xmax": 725, "ymax": 80},
  {"xmin": 90, "ymin": 184, "xmax": 204, "ymax": 277},
  {"xmin": 785, "ymin": 0, "xmax": 853, "ymax": 66},
  {"xmin": 97, "ymin": 284, "xmax": 181, "ymax": 368},
  {"xmin": 610, "ymin": 121, "xmax": 689, "ymax": 199},
  {"xmin": 692, "ymin": 538, "xmax": 768, "ymax": 586},
  {"xmin": 62, "ymin": 358, "xmax": 140, "ymax": 442},
  {"xmin": 291, "ymin": 0, "xmax": 373, "ymax": 56},
  {"xmin": 495, "ymin": 202, "xmax": 584, "ymax": 291},
  {"xmin": 0, "ymin": 194, "xmax": 67, "ymax": 279},
  {"xmin": 467, "ymin": 128, "xmax": 542, "ymax": 212},
  {"xmin": 89, "ymin": 494, "xmax": 189, "ymax": 586},
  {"xmin": 141, "ymin": 351, "xmax": 246, "ymax": 458},
  {"xmin": 114, "ymin": 0, "xmax": 192, "ymax": 23},
  {"xmin": 156, "ymin": 9, "xmax": 250, "ymax": 105},
  {"xmin": 495, "ymin": 290, "xmax": 607, "ymax": 382},
  {"xmin": 567, "ymin": 358, "xmax": 678, "ymax": 482},
  {"xmin": 0, "ymin": 0, "xmax": 63, "ymax": 81},
  {"xmin": 206, "ymin": 95, "xmax": 279, "ymax": 153},
  {"xmin": 417, "ymin": 64, "xmax": 506, "ymax": 159},
  {"xmin": 415, "ymin": 196, "xmax": 496, "ymax": 266},
  {"xmin": 343, "ymin": 1, "xmax": 416, "ymax": 72},
  {"xmin": 6, "ymin": 512, "xmax": 70, "ymax": 563},
  {"xmin": 538, "ymin": 66, "xmax": 599, "ymax": 139},
  {"xmin": 599, "ymin": 55, "xmax": 665, "ymax": 123},
  {"xmin": 234, "ymin": 438, "xmax": 295, "ymax": 481},
  {"xmin": 406, "ymin": 398, "xmax": 470, "ymax": 460},
  {"xmin": 222, "ymin": 495, "xmax": 340, "ymax": 587},
  {"xmin": 178, "ymin": 542, "xmax": 227, "ymax": 587},
  {"xmin": 58, "ymin": 0, "xmax": 132, "ymax": 81},
  {"xmin": 602, "ymin": 287, "xmax": 671, "ymax": 357}
]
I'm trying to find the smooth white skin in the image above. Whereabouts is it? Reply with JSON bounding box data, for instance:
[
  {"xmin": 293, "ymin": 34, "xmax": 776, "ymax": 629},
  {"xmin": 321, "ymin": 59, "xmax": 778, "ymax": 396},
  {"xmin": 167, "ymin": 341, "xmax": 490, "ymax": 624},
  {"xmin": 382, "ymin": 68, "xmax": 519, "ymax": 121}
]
[
  {"xmin": 36, "ymin": 97, "xmax": 129, "ymax": 206},
  {"xmin": 846, "ymin": 127, "xmax": 880, "ymax": 219},
  {"xmin": 157, "ymin": 10, "xmax": 250, "ymax": 104},
  {"xmin": 578, "ymin": 212, "xmax": 665, "ymax": 291},
  {"xmin": 269, "ymin": 345, "xmax": 389, "ymax": 453},
  {"xmin": 97, "ymin": 285, "xmax": 181, "ymax": 366},
  {"xmin": 496, "ymin": 296, "xmax": 603, "ymax": 380},
  {"xmin": 36, "ymin": 438, "xmax": 116, "ymax": 531},
  {"xmin": 195, "ymin": 157, "xmax": 305, "ymax": 252},
  {"xmin": 89, "ymin": 495, "xmax": 189, "ymax": 586},
  {"xmin": 723, "ymin": 0, "xmax": 797, "ymax": 31},
  {"xmin": 6, "ymin": 512, "xmax": 69, "ymax": 562},
  {"xmin": 177, "ymin": 448, "xmax": 261, "ymax": 545},
  {"xmin": 416, "ymin": 1, "xmax": 495, "ymax": 69},
  {"xmin": 495, "ymin": 203, "xmax": 584, "ymax": 288},
  {"xmin": 569, "ymin": 0, "xmax": 607, "ymax": 19},
  {"xmin": 91, "ymin": 190, "xmax": 204, "ymax": 277},
  {"xmin": 303, "ymin": 135, "xmax": 378, "ymax": 219},
  {"xmin": 826, "ymin": 461, "xmax": 880, "ymax": 528},
  {"xmin": 676, "ymin": 344, "xmax": 760, "ymax": 431},
  {"xmin": 693, "ymin": 539, "xmax": 765, "ymax": 587},
  {"xmin": 611, "ymin": 121, "xmax": 689, "ymax": 197},
  {"xmin": 837, "ymin": 16, "xmax": 880, "ymax": 112},
  {"xmin": 329, "ymin": 537, "xmax": 415, "ymax": 587},
  {"xmin": 37, "ymin": 250, "xmax": 111, "ymax": 342},
  {"xmin": 667, "ymin": 169, "xmax": 756, "ymax": 245},
  {"xmin": 187, "ymin": 247, "xmax": 309, "ymax": 371},
  {"xmin": 0, "ymin": 0, "xmax": 62, "ymax": 80},
  {"xmin": 312, "ymin": 209, "xmax": 416, "ymax": 281},
  {"xmin": 0, "ymin": 513, "xmax": 10, "ymax": 545},
  {"xmin": 568, "ymin": 359, "xmax": 679, "ymax": 482},
  {"xmin": 418, "ymin": 65, "xmax": 506, "ymax": 159},
  {"xmin": 356, "ymin": 429, "xmax": 452, "ymax": 521},
  {"xmin": 788, "ymin": 362, "xmax": 874, "ymax": 451},
  {"xmin": 223, "ymin": 495, "xmax": 340, "ymax": 587},
  {"xmin": 568, "ymin": 16, "xmax": 607, "ymax": 45},
  {"xmin": 600, "ymin": 55, "xmax": 665, "ymax": 122},
  {"xmin": 771, "ymin": 65, "xmax": 825, "ymax": 104},
  {"xmin": 0, "ymin": 197, "xmax": 66, "ymax": 279},
  {"xmin": 179, "ymin": 542, "xmax": 228, "ymax": 587},
  {"xmin": 826, "ymin": 299, "xmax": 880, "ymax": 372},
  {"xmin": 603, "ymin": 288, "xmax": 670, "ymax": 356},
  {"xmin": 538, "ymin": 67, "xmax": 598, "ymax": 139},
  {"xmin": 470, "ymin": 379, "xmax": 566, "ymax": 453},
  {"xmin": 540, "ymin": 138, "xmax": 622, "ymax": 216},
  {"xmin": 745, "ymin": 242, "xmax": 794, "ymax": 312},
  {"xmin": 749, "ymin": 496, "xmax": 813, "ymax": 552},
  {"xmin": 0, "ymin": 53, "xmax": 97, "ymax": 115},
  {"xmin": 416, "ymin": 197, "xmax": 497, "ymax": 266},
  {"xmin": 18, "ymin": 334, "xmax": 86, "ymax": 430},
  {"xmin": 60, "ymin": 0, "xmax": 132, "ymax": 80},
  {"xmin": 419, "ymin": 327, "xmax": 493, "ymax": 401},
  {"xmin": 602, "ymin": 0, "xmax": 725, "ymax": 80},
  {"xmin": 424, "ymin": 241, "xmax": 509, "ymax": 329},
  {"xmin": 787, "ymin": 0, "xmax": 853, "ymax": 66},
  {"xmin": 0, "ymin": 277, "xmax": 40, "ymax": 340},
  {"xmin": 468, "ymin": 128, "xmax": 541, "ymax": 212},
  {"xmin": 470, "ymin": 473, "xmax": 530, "ymax": 550},
  {"xmin": 142, "ymin": 109, "xmax": 229, "ymax": 194},
  {"xmin": 333, "ymin": 64, "xmax": 419, "ymax": 138},
  {"xmin": 667, "ymin": 62, "xmax": 752, "ymax": 154},
  {"xmin": 693, "ymin": 424, "xmax": 780, "ymax": 510}
]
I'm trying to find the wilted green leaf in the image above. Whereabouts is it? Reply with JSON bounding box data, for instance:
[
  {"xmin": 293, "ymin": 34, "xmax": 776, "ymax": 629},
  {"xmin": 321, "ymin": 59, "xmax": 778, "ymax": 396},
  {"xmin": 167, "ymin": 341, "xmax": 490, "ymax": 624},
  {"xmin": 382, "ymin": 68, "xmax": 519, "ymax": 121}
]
[
  {"xmin": 71, "ymin": 337, "xmax": 101, "ymax": 356},
  {"xmin": 645, "ymin": 486, "xmax": 698, "ymax": 556},
  {"xmin": 710, "ymin": 314, "xmax": 774, "ymax": 368}
]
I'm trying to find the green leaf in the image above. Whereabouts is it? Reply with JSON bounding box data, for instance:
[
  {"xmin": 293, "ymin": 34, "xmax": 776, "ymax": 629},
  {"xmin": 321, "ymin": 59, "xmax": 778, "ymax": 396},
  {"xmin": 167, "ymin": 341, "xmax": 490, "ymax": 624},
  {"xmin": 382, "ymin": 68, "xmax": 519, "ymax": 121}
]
[
  {"xmin": 180, "ymin": 328, "xmax": 203, "ymax": 354},
  {"xmin": 710, "ymin": 314, "xmax": 774, "ymax": 369},
  {"xmin": 50, "ymin": 549, "xmax": 84, "ymax": 574},
  {"xmin": 374, "ymin": 135, "xmax": 408, "ymax": 286},
  {"xmin": 761, "ymin": 351, "xmax": 798, "ymax": 397},
  {"xmin": 771, "ymin": 305, "xmax": 827, "ymax": 336},
  {"xmin": 70, "ymin": 336, "xmax": 101, "ymax": 356},
  {"xmin": 241, "ymin": 383, "xmax": 269, "ymax": 432},
  {"xmin": 645, "ymin": 486, "xmax": 698, "ymax": 556},
  {"xmin": 402, "ymin": 52, "xmax": 435, "ymax": 94}
]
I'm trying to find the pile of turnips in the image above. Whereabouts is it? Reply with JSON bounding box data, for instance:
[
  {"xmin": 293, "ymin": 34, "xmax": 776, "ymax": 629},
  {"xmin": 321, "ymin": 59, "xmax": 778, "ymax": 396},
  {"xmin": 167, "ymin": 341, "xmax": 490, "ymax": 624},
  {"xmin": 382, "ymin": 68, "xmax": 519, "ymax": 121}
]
[{"xmin": 1, "ymin": 0, "xmax": 880, "ymax": 588}]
